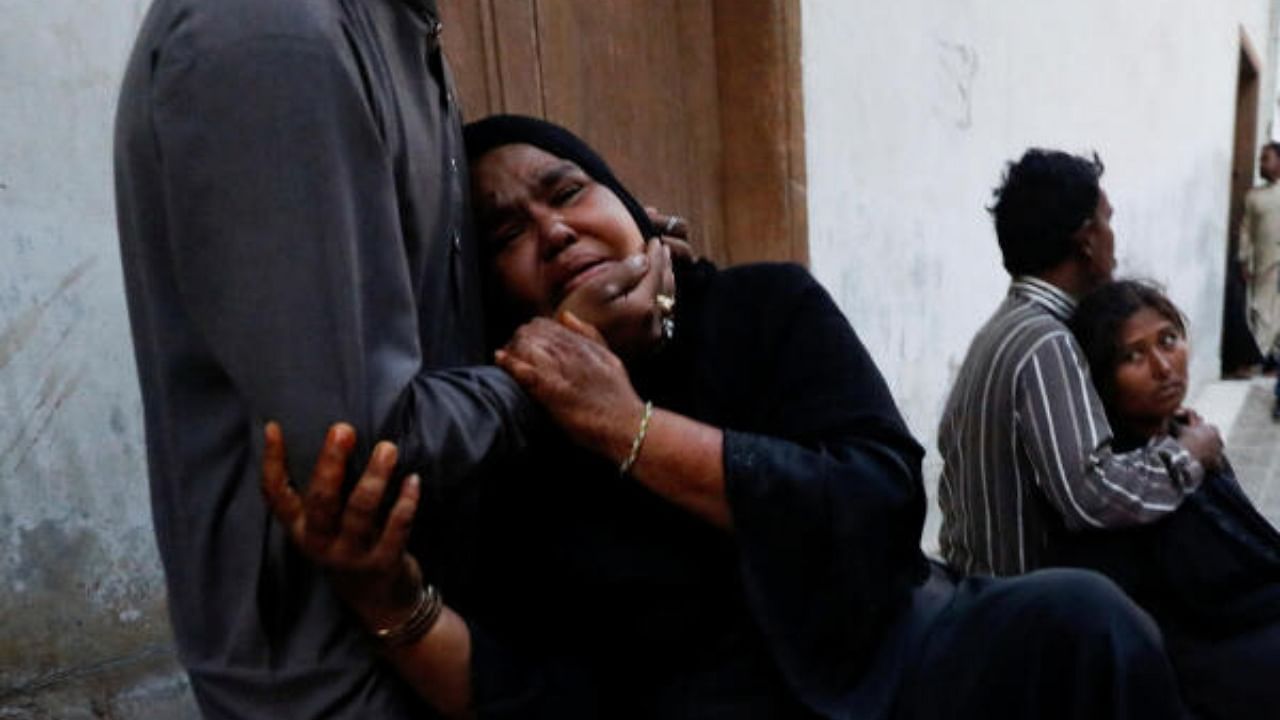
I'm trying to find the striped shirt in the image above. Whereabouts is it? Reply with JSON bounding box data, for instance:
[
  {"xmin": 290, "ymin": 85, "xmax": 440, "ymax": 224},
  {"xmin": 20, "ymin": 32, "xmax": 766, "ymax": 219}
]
[{"xmin": 937, "ymin": 277, "xmax": 1203, "ymax": 576}]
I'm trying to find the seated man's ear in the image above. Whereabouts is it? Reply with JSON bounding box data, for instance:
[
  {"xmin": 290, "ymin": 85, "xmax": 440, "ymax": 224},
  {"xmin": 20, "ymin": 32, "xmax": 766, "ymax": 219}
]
[{"xmin": 1073, "ymin": 219, "xmax": 1100, "ymax": 261}]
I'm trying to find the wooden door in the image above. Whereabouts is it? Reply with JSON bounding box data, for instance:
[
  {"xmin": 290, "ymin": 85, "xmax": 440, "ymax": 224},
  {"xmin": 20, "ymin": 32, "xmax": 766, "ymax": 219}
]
[
  {"xmin": 1228, "ymin": 36, "xmax": 1261, "ymax": 252},
  {"xmin": 1221, "ymin": 31, "xmax": 1263, "ymax": 373},
  {"xmin": 439, "ymin": 0, "xmax": 806, "ymax": 266}
]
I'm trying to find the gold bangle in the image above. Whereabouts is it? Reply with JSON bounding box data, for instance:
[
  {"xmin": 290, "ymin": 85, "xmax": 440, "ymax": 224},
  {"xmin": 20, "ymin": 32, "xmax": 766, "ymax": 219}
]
[
  {"xmin": 619, "ymin": 401, "xmax": 654, "ymax": 476},
  {"xmin": 372, "ymin": 584, "xmax": 443, "ymax": 648}
]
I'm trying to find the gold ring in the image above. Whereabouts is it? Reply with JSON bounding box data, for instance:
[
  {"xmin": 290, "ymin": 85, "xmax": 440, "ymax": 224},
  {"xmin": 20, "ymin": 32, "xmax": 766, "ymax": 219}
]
[{"xmin": 655, "ymin": 294, "xmax": 676, "ymax": 313}]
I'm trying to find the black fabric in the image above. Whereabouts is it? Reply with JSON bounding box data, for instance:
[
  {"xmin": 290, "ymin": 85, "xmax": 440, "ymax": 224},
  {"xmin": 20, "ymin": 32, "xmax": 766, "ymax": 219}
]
[
  {"xmin": 1223, "ymin": 257, "xmax": 1265, "ymax": 373},
  {"xmin": 897, "ymin": 567, "xmax": 1186, "ymax": 720},
  {"xmin": 1045, "ymin": 453, "xmax": 1280, "ymax": 719},
  {"xmin": 439, "ymin": 261, "xmax": 922, "ymax": 717},
  {"xmin": 1166, "ymin": 620, "xmax": 1280, "ymax": 720},
  {"xmin": 1047, "ymin": 459, "xmax": 1280, "ymax": 637},
  {"xmin": 463, "ymin": 115, "xmax": 657, "ymax": 241},
  {"xmin": 433, "ymin": 261, "xmax": 1185, "ymax": 719}
]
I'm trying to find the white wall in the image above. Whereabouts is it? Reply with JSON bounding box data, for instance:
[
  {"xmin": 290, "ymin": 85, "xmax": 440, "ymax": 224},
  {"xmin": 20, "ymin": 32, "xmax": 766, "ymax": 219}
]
[
  {"xmin": 0, "ymin": 0, "xmax": 195, "ymax": 714},
  {"xmin": 801, "ymin": 0, "xmax": 1280, "ymax": 543}
]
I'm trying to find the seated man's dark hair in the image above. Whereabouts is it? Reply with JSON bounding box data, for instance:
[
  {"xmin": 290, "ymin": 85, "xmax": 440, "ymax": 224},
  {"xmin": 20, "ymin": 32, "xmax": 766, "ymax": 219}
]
[
  {"xmin": 1069, "ymin": 279, "xmax": 1186, "ymax": 411},
  {"xmin": 989, "ymin": 149, "xmax": 1105, "ymax": 276},
  {"xmin": 1267, "ymin": 141, "xmax": 1280, "ymax": 156}
]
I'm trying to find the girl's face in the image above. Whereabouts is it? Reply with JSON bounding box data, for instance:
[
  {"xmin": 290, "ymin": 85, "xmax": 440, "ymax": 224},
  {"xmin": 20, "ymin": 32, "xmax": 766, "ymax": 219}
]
[
  {"xmin": 1110, "ymin": 305, "xmax": 1189, "ymax": 435},
  {"xmin": 470, "ymin": 143, "xmax": 646, "ymax": 321}
]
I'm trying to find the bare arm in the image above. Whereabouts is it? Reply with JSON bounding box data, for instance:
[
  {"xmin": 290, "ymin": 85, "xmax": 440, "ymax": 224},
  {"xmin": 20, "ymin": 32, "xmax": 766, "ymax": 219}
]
[
  {"xmin": 260, "ymin": 422, "xmax": 475, "ymax": 717},
  {"xmin": 497, "ymin": 313, "xmax": 732, "ymax": 529}
]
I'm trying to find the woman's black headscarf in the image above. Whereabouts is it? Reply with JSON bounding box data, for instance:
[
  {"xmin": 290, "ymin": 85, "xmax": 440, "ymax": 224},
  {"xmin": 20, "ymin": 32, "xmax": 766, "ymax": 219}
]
[
  {"xmin": 463, "ymin": 114, "xmax": 657, "ymax": 240},
  {"xmin": 463, "ymin": 115, "xmax": 660, "ymax": 347}
]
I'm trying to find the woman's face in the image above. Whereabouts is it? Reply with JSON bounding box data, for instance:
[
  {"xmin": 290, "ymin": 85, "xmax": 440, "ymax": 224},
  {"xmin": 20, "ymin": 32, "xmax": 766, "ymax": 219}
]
[
  {"xmin": 1110, "ymin": 305, "xmax": 1188, "ymax": 434},
  {"xmin": 470, "ymin": 143, "xmax": 646, "ymax": 320}
]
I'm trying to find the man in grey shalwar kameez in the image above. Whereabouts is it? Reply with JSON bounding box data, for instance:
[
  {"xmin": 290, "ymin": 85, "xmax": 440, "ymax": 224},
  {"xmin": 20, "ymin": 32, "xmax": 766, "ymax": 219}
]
[{"xmin": 113, "ymin": 0, "xmax": 564, "ymax": 716}]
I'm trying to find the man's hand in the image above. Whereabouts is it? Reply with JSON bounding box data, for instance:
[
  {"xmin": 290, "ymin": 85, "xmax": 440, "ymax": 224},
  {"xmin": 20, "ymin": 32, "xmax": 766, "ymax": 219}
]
[
  {"xmin": 557, "ymin": 238, "xmax": 675, "ymax": 358},
  {"xmin": 646, "ymin": 206, "xmax": 698, "ymax": 261},
  {"xmin": 261, "ymin": 422, "xmax": 424, "ymax": 630},
  {"xmin": 1171, "ymin": 409, "xmax": 1224, "ymax": 472},
  {"xmin": 495, "ymin": 314, "xmax": 646, "ymax": 464}
]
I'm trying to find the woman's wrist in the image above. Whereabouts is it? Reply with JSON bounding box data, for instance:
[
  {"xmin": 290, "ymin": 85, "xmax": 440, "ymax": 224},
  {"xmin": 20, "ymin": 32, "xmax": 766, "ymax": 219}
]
[
  {"xmin": 336, "ymin": 557, "xmax": 426, "ymax": 632},
  {"xmin": 604, "ymin": 398, "xmax": 651, "ymax": 469},
  {"xmin": 618, "ymin": 400, "xmax": 655, "ymax": 475},
  {"xmin": 368, "ymin": 585, "xmax": 445, "ymax": 648}
]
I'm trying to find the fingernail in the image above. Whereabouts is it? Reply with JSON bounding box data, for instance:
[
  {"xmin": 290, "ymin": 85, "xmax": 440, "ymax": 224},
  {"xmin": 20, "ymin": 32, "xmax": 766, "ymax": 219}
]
[
  {"xmin": 333, "ymin": 424, "xmax": 352, "ymax": 445},
  {"xmin": 407, "ymin": 474, "xmax": 420, "ymax": 490},
  {"xmin": 628, "ymin": 254, "xmax": 648, "ymax": 269}
]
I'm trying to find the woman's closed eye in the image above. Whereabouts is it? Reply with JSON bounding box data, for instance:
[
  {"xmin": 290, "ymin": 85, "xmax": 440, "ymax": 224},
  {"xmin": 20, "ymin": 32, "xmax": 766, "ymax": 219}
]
[
  {"xmin": 490, "ymin": 222, "xmax": 527, "ymax": 251},
  {"xmin": 550, "ymin": 182, "xmax": 584, "ymax": 206}
]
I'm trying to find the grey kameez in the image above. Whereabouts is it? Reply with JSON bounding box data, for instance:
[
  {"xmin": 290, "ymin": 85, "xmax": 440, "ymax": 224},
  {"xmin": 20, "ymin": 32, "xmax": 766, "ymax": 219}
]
[{"xmin": 113, "ymin": 0, "xmax": 531, "ymax": 716}]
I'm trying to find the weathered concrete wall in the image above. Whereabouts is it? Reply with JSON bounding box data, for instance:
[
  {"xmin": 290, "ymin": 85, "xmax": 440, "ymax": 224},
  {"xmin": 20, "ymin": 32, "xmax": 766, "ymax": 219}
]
[
  {"xmin": 0, "ymin": 0, "xmax": 197, "ymax": 716},
  {"xmin": 800, "ymin": 0, "xmax": 1280, "ymax": 547}
]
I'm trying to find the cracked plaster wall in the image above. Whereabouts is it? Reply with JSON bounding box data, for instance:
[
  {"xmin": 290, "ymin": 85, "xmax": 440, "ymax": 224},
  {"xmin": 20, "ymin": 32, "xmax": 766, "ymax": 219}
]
[
  {"xmin": 0, "ymin": 0, "xmax": 197, "ymax": 716},
  {"xmin": 801, "ymin": 0, "xmax": 1280, "ymax": 549}
]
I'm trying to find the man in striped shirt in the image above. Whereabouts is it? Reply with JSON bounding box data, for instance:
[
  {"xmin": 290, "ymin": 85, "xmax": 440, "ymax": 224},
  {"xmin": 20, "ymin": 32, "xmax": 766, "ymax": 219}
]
[{"xmin": 937, "ymin": 149, "xmax": 1224, "ymax": 576}]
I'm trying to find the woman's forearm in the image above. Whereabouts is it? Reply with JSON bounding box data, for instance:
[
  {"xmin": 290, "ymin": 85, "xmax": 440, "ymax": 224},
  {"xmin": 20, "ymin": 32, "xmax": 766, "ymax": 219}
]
[
  {"xmin": 623, "ymin": 408, "xmax": 731, "ymax": 530},
  {"xmin": 374, "ymin": 606, "xmax": 475, "ymax": 719}
]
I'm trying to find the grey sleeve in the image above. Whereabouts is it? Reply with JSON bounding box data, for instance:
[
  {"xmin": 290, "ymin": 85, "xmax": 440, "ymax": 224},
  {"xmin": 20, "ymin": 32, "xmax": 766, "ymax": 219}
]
[
  {"xmin": 1016, "ymin": 332, "xmax": 1200, "ymax": 530},
  {"xmin": 152, "ymin": 36, "xmax": 532, "ymax": 486}
]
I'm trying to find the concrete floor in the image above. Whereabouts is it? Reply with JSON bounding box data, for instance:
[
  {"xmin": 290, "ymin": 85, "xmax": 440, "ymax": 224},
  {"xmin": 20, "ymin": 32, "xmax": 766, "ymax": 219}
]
[{"xmin": 1219, "ymin": 377, "xmax": 1280, "ymax": 526}]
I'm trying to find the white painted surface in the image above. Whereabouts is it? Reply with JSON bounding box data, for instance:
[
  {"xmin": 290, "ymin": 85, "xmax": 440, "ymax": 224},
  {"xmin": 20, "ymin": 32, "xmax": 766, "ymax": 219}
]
[
  {"xmin": 1191, "ymin": 379, "xmax": 1256, "ymax": 446},
  {"xmin": 0, "ymin": 0, "xmax": 188, "ymax": 711},
  {"xmin": 800, "ymin": 0, "xmax": 1280, "ymax": 543}
]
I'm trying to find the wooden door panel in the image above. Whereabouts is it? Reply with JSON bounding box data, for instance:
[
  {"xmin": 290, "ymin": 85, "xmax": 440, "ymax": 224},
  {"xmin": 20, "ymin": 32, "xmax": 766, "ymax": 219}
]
[
  {"xmin": 440, "ymin": 0, "xmax": 542, "ymax": 119},
  {"xmin": 713, "ymin": 0, "xmax": 807, "ymax": 265},
  {"xmin": 533, "ymin": 0, "xmax": 725, "ymax": 261},
  {"xmin": 438, "ymin": 0, "xmax": 806, "ymax": 266}
]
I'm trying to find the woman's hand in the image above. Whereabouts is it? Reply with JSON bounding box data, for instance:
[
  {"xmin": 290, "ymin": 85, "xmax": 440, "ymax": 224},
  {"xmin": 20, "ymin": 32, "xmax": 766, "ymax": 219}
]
[
  {"xmin": 646, "ymin": 206, "xmax": 699, "ymax": 261},
  {"xmin": 557, "ymin": 238, "xmax": 675, "ymax": 359},
  {"xmin": 496, "ymin": 314, "xmax": 647, "ymax": 464},
  {"xmin": 261, "ymin": 421, "xmax": 424, "ymax": 630},
  {"xmin": 1170, "ymin": 408, "xmax": 1225, "ymax": 472}
]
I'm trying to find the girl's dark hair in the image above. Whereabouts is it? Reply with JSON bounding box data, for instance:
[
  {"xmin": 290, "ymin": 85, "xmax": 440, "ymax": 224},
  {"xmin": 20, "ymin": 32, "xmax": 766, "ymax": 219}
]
[
  {"xmin": 990, "ymin": 149, "xmax": 1104, "ymax": 276},
  {"xmin": 1069, "ymin": 279, "xmax": 1187, "ymax": 410}
]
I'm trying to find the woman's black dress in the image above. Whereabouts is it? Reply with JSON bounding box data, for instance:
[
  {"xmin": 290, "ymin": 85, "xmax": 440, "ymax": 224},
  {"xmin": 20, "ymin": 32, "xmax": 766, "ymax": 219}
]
[
  {"xmin": 1048, "ymin": 431, "xmax": 1280, "ymax": 720},
  {"xmin": 416, "ymin": 262, "xmax": 1185, "ymax": 719}
]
